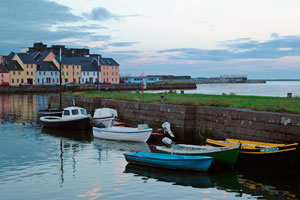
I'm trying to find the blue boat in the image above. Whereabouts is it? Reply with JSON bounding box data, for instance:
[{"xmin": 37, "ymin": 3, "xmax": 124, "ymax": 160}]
[{"xmin": 124, "ymin": 152, "xmax": 213, "ymax": 172}]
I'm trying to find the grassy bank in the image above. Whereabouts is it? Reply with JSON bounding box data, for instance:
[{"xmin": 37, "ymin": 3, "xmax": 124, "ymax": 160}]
[{"xmin": 70, "ymin": 91, "xmax": 300, "ymax": 114}]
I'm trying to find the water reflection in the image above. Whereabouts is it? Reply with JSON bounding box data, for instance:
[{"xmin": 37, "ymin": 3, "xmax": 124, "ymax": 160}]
[
  {"xmin": 125, "ymin": 164, "xmax": 241, "ymax": 190},
  {"xmin": 1, "ymin": 94, "xmax": 300, "ymax": 200},
  {"xmin": 41, "ymin": 127, "xmax": 93, "ymax": 142}
]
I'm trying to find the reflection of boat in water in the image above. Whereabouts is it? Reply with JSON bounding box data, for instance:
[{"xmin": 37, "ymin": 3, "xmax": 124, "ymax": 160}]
[
  {"xmin": 124, "ymin": 164, "xmax": 241, "ymax": 191},
  {"xmin": 237, "ymin": 169, "xmax": 300, "ymax": 199},
  {"xmin": 93, "ymin": 138, "xmax": 151, "ymax": 153},
  {"xmin": 41, "ymin": 127, "xmax": 93, "ymax": 141}
]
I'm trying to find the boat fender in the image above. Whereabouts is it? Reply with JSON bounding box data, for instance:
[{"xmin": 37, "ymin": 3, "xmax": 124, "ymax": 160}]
[{"xmin": 162, "ymin": 137, "xmax": 173, "ymax": 147}]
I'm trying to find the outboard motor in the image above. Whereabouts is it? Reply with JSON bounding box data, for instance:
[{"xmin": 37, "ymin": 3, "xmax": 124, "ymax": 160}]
[
  {"xmin": 162, "ymin": 137, "xmax": 173, "ymax": 148},
  {"xmin": 162, "ymin": 122, "xmax": 174, "ymax": 137}
]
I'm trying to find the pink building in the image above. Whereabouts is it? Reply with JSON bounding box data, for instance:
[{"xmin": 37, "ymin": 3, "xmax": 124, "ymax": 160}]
[
  {"xmin": 100, "ymin": 58, "xmax": 120, "ymax": 84},
  {"xmin": 0, "ymin": 64, "xmax": 10, "ymax": 84}
]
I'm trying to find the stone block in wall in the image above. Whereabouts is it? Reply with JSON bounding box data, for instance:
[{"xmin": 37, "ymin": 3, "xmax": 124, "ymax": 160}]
[
  {"xmin": 184, "ymin": 106, "xmax": 196, "ymax": 114},
  {"xmin": 252, "ymin": 121, "xmax": 265, "ymax": 131}
]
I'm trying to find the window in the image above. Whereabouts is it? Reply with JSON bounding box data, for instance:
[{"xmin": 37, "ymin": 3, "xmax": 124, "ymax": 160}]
[
  {"xmin": 112, "ymin": 78, "xmax": 114, "ymax": 82},
  {"xmin": 18, "ymin": 72, "xmax": 20, "ymax": 75},
  {"xmin": 64, "ymin": 110, "xmax": 70, "ymax": 116},
  {"xmin": 83, "ymin": 72, "xmax": 85, "ymax": 75},
  {"xmin": 115, "ymin": 72, "xmax": 117, "ymax": 75},
  {"xmin": 12, "ymin": 79, "xmax": 14, "ymax": 83},
  {"xmin": 57, "ymin": 79, "xmax": 59, "ymax": 83},
  {"xmin": 17, "ymin": 78, "xmax": 19, "ymax": 83},
  {"xmin": 1, "ymin": 74, "xmax": 3, "ymax": 78},
  {"xmin": 21, "ymin": 79, "xmax": 23, "ymax": 83},
  {"xmin": 66, "ymin": 66, "xmax": 68, "ymax": 69},
  {"xmin": 55, "ymin": 72, "xmax": 57, "ymax": 75},
  {"xmin": 66, "ymin": 72, "xmax": 69, "ymax": 75},
  {"xmin": 77, "ymin": 72, "xmax": 79, "ymax": 75},
  {"xmin": 112, "ymin": 72, "xmax": 113, "ymax": 75},
  {"xmin": 80, "ymin": 109, "xmax": 87, "ymax": 115},
  {"xmin": 39, "ymin": 72, "xmax": 41, "ymax": 75},
  {"xmin": 13, "ymin": 71, "xmax": 15, "ymax": 75},
  {"xmin": 53, "ymin": 79, "xmax": 54, "ymax": 83},
  {"xmin": 51, "ymin": 72, "xmax": 53, "ymax": 75},
  {"xmin": 31, "ymin": 65, "xmax": 33, "ymax": 68},
  {"xmin": 87, "ymin": 72, "xmax": 89, "ymax": 75},
  {"xmin": 65, "ymin": 78, "xmax": 68, "ymax": 83},
  {"xmin": 37, "ymin": 79, "xmax": 39, "ymax": 83},
  {"xmin": 93, "ymin": 72, "xmax": 95, "ymax": 75},
  {"xmin": 82, "ymin": 78, "xmax": 84, "ymax": 82},
  {"xmin": 44, "ymin": 72, "xmax": 46, "ymax": 75},
  {"xmin": 72, "ymin": 109, "xmax": 79, "ymax": 115},
  {"xmin": 31, "ymin": 72, "xmax": 33, "ymax": 75},
  {"xmin": 27, "ymin": 72, "xmax": 29, "ymax": 75}
]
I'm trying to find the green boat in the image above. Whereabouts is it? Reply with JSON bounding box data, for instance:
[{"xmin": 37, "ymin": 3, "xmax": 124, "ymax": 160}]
[{"xmin": 155, "ymin": 143, "xmax": 240, "ymax": 166}]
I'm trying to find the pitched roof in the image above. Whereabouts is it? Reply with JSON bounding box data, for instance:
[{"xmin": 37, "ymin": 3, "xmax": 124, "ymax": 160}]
[
  {"xmin": 36, "ymin": 61, "xmax": 59, "ymax": 71},
  {"xmin": 60, "ymin": 56, "xmax": 99, "ymax": 71},
  {"xmin": 0, "ymin": 64, "xmax": 9, "ymax": 73},
  {"xmin": 3, "ymin": 52, "xmax": 23, "ymax": 71},
  {"xmin": 99, "ymin": 58, "xmax": 119, "ymax": 66}
]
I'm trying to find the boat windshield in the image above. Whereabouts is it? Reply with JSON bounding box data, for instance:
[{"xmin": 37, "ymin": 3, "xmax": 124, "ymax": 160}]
[
  {"xmin": 64, "ymin": 110, "xmax": 70, "ymax": 116},
  {"xmin": 72, "ymin": 109, "xmax": 79, "ymax": 115},
  {"xmin": 80, "ymin": 109, "xmax": 87, "ymax": 115}
]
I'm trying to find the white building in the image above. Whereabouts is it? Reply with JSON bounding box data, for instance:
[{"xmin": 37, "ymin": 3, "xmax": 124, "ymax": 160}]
[
  {"xmin": 36, "ymin": 61, "xmax": 59, "ymax": 85},
  {"xmin": 80, "ymin": 57, "xmax": 101, "ymax": 84}
]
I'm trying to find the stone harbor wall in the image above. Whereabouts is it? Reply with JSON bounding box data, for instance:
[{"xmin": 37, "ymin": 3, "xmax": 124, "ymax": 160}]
[
  {"xmin": 53, "ymin": 96, "xmax": 300, "ymax": 143},
  {"xmin": 0, "ymin": 83, "xmax": 196, "ymax": 93}
]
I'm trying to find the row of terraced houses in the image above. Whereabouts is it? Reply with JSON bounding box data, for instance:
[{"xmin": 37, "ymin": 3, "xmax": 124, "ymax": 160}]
[{"xmin": 0, "ymin": 43, "xmax": 120, "ymax": 86}]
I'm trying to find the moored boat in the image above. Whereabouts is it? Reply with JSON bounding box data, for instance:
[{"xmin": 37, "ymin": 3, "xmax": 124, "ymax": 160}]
[
  {"xmin": 91, "ymin": 108, "xmax": 117, "ymax": 128},
  {"xmin": 124, "ymin": 152, "xmax": 213, "ymax": 172},
  {"xmin": 155, "ymin": 143, "xmax": 240, "ymax": 166},
  {"xmin": 40, "ymin": 106, "xmax": 91, "ymax": 130},
  {"xmin": 93, "ymin": 125, "xmax": 152, "ymax": 142},
  {"xmin": 206, "ymin": 138, "xmax": 299, "ymax": 168}
]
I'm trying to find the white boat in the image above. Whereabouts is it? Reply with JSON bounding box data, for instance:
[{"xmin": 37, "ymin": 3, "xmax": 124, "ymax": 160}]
[
  {"xmin": 40, "ymin": 106, "xmax": 91, "ymax": 130},
  {"xmin": 91, "ymin": 108, "xmax": 117, "ymax": 128},
  {"xmin": 93, "ymin": 125, "xmax": 153, "ymax": 142}
]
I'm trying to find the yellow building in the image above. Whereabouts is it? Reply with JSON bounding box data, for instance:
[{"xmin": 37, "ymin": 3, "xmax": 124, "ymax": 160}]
[
  {"xmin": 61, "ymin": 64, "xmax": 81, "ymax": 84},
  {"xmin": 5, "ymin": 51, "xmax": 57, "ymax": 85}
]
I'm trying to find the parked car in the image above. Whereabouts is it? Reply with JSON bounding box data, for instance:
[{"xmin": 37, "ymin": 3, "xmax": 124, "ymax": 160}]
[
  {"xmin": 0, "ymin": 82, "xmax": 9, "ymax": 86},
  {"xmin": 103, "ymin": 81, "xmax": 111, "ymax": 85}
]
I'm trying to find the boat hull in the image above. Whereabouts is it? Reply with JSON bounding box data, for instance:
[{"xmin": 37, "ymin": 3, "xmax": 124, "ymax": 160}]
[
  {"xmin": 40, "ymin": 117, "xmax": 91, "ymax": 130},
  {"xmin": 91, "ymin": 116, "xmax": 113, "ymax": 128},
  {"xmin": 124, "ymin": 152, "xmax": 213, "ymax": 172},
  {"xmin": 206, "ymin": 138, "xmax": 299, "ymax": 168},
  {"xmin": 156, "ymin": 145, "xmax": 240, "ymax": 166},
  {"xmin": 93, "ymin": 127, "xmax": 152, "ymax": 142}
]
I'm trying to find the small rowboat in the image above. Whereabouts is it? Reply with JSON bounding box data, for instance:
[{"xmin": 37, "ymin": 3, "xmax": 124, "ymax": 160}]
[
  {"xmin": 155, "ymin": 143, "xmax": 240, "ymax": 166},
  {"xmin": 124, "ymin": 152, "xmax": 213, "ymax": 172},
  {"xmin": 93, "ymin": 126, "xmax": 152, "ymax": 142},
  {"xmin": 206, "ymin": 138, "xmax": 299, "ymax": 168},
  {"xmin": 206, "ymin": 138, "xmax": 298, "ymax": 155}
]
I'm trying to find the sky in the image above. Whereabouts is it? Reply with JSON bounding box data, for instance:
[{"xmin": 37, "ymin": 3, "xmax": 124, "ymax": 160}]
[{"xmin": 1, "ymin": 0, "xmax": 300, "ymax": 79}]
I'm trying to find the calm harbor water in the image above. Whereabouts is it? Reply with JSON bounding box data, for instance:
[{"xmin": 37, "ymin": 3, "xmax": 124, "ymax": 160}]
[
  {"xmin": 151, "ymin": 81, "xmax": 300, "ymax": 97},
  {"xmin": 0, "ymin": 94, "xmax": 300, "ymax": 200}
]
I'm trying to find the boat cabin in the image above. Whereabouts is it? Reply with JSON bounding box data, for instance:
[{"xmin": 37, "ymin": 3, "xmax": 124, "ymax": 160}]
[
  {"xmin": 93, "ymin": 108, "xmax": 118, "ymax": 118},
  {"xmin": 63, "ymin": 106, "xmax": 88, "ymax": 118}
]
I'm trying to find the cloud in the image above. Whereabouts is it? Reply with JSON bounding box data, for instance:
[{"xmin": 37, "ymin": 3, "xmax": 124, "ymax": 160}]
[
  {"xmin": 107, "ymin": 42, "xmax": 139, "ymax": 47},
  {"xmin": 83, "ymin": 7, "xmax": 119, "ymax": 21},
  {"xmin": 0, "ymin": 0, "xmax": 113, "ymax": 54}
]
